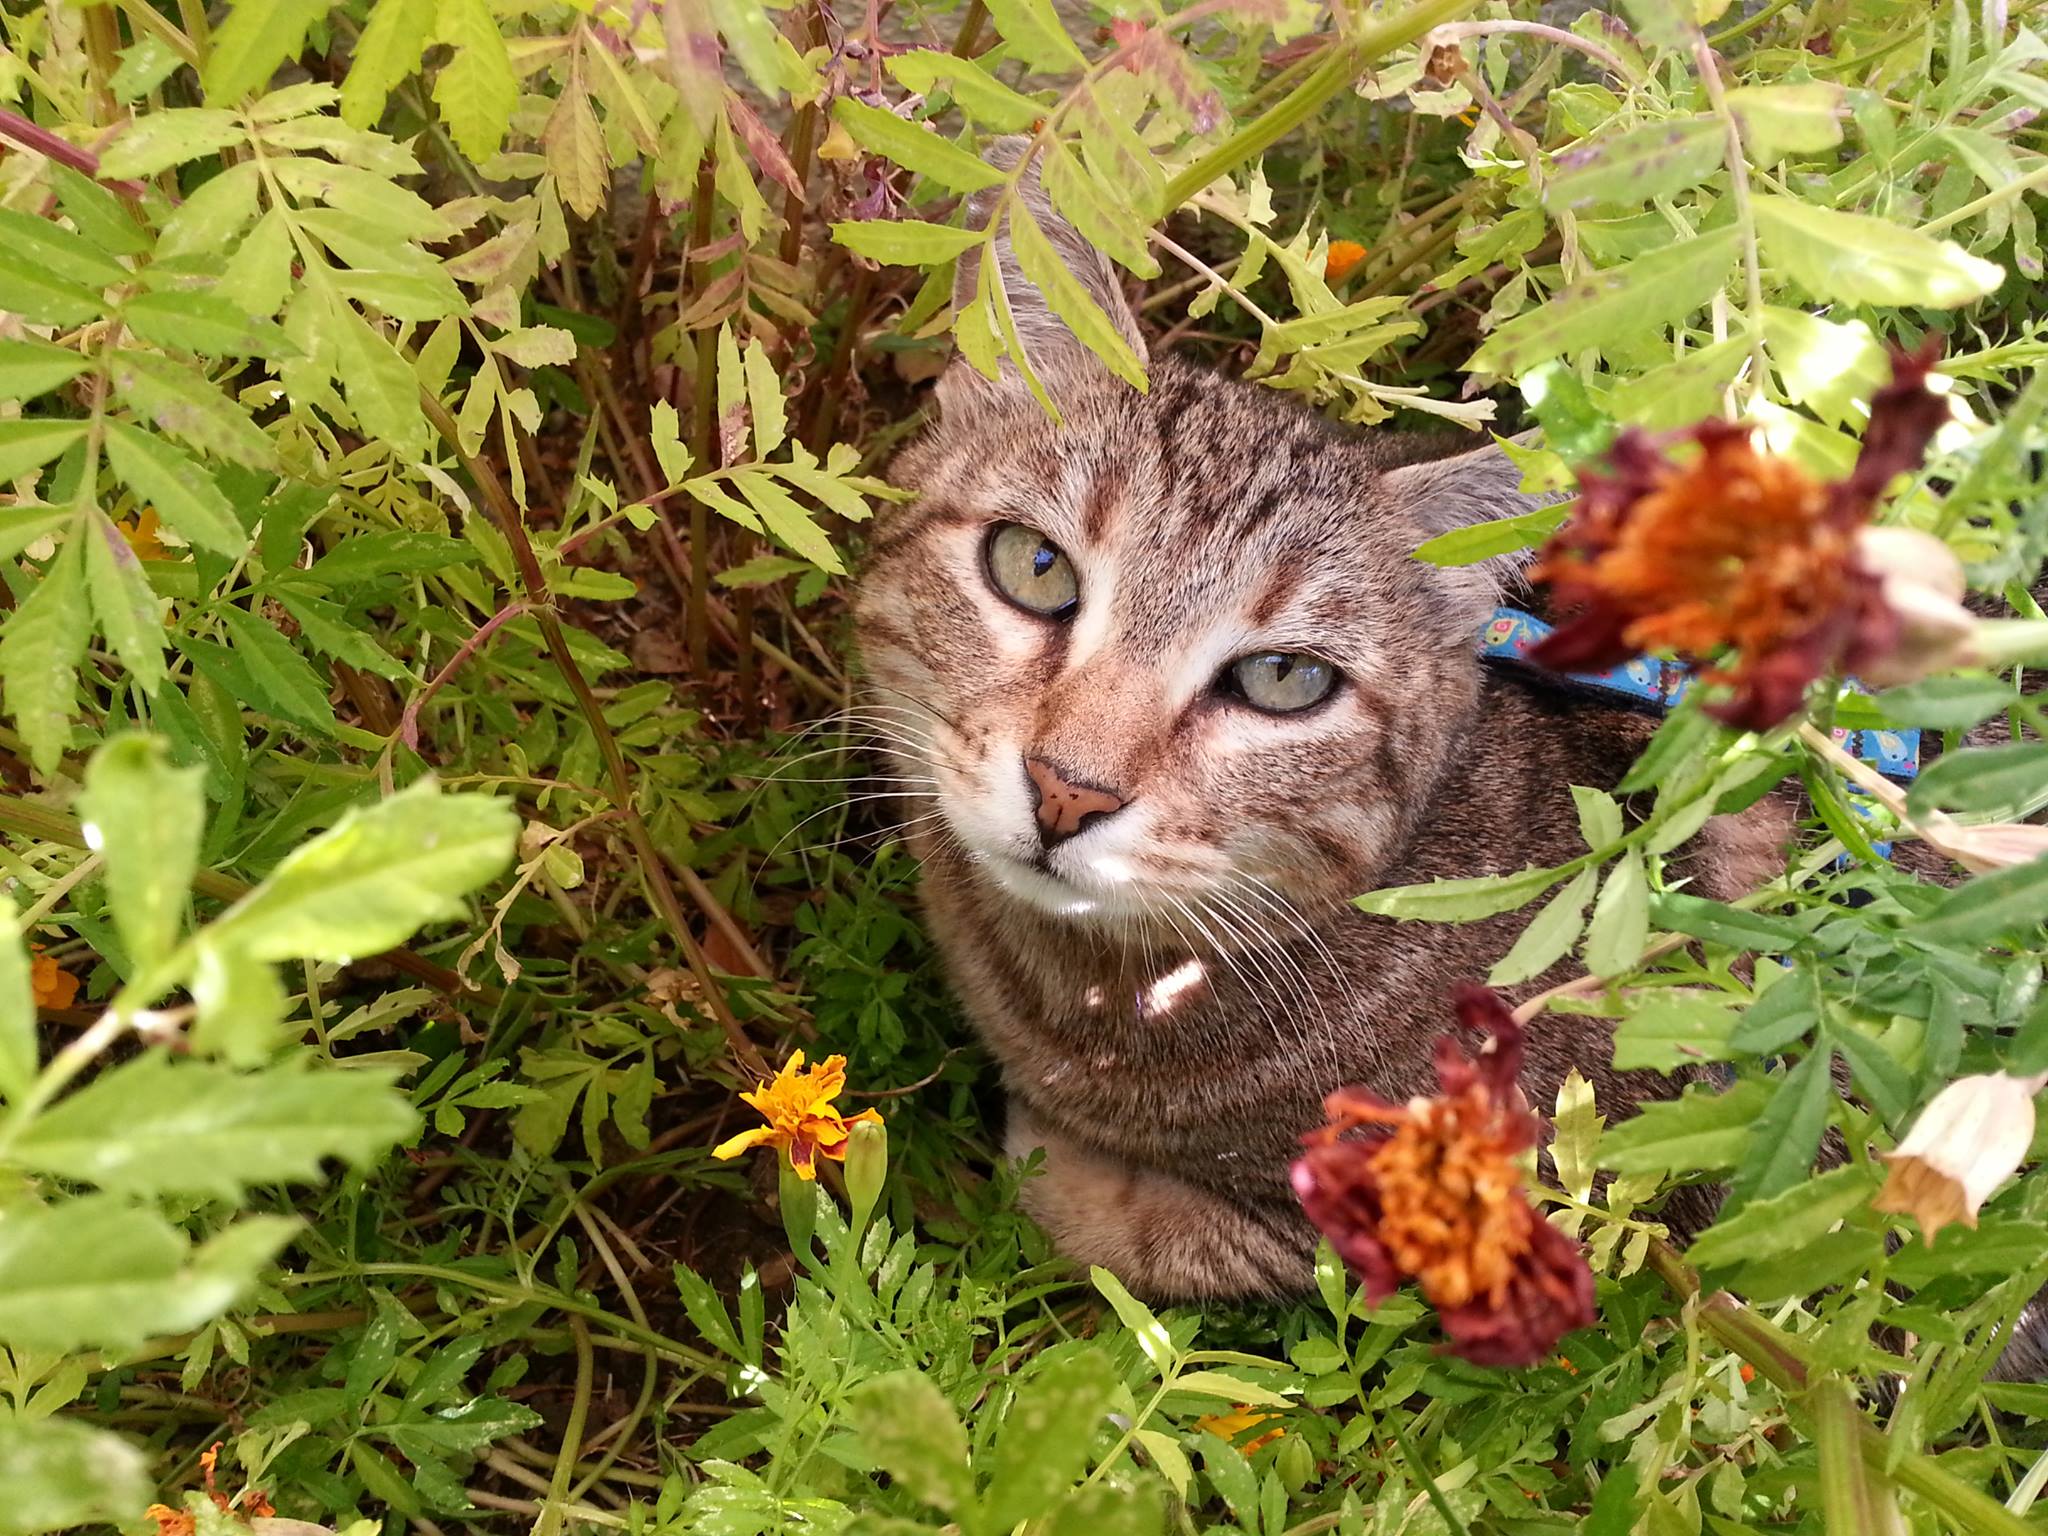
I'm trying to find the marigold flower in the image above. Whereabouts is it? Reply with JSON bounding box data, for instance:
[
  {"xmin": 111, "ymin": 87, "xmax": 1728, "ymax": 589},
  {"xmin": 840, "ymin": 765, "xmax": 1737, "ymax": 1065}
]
[
  {"xmin": 1873, "ymin": 1070, "xmax": 2047, "ymax": 1244},
  {"xmin": 1325, "ymin": 239, "xmax": 1369, "ymax": 283},
  {"xmin": 144, "ymin": 1507, "xmax": 194, "ymax": 1536},
  {"xmin": 119, "ymin": 506, "xmax": 167, "ymax": 561},
  {"xmin": 1530, "ymin": 345, "xmax": 1953, "ymax": 730},
  {"xmin": 1194, "ymin": 1405, "xmax": 1285, "ymax": 1451},
  {"xmin": 30, "ymin": 947, "xmax": 78, "ymax": 1009},
  {"xmin": 712, "ymin": 1049, "xmax": 884, "ymax": 1180},
  {"xmin": 1290, "ymin": 984, "xmax": 1595, "ymax": 1368}
]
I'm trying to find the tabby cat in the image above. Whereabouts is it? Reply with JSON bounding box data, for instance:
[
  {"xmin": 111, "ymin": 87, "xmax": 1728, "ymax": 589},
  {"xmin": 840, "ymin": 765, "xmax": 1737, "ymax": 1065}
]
[{"xmin": 851, "ymin": 154, "xmax": 1785, "ymax": 1301}]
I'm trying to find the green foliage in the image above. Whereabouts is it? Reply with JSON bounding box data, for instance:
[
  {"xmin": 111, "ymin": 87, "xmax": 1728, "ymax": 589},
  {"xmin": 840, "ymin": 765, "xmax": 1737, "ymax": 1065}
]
[{"xmin": 4, "ymin": 0, "xmax": 2048, "ymax": 1531}]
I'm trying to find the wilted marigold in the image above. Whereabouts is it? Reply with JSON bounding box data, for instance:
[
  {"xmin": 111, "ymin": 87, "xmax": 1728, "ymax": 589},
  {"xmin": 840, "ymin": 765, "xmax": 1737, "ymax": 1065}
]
[
  {"xmin": 29, "ymin": 947, "xmax": 78, "ymax": 1009},
  {"xmin": 1531, "ymin": 344, "xmax": 1954, "ymax": 730},
  {"xmin": 1290, "ymin": 984, "xmax": 1594, "ymax": 1368},
  {"xmin": 712, "ymin": 1049, "xmax": 883, "ymax": 1180},
  {"xmin": 1324, "ymin": 239, "xmax": 1368, "ymax": 283}
]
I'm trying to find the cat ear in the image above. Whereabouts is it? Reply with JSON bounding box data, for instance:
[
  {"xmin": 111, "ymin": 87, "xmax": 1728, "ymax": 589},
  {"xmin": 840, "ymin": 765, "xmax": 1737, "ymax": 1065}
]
[
  {"xmin": 941, "ymin": 135, "xmax": 1146, "ymax": 410},
  {"xmin": 1379, "ymin": 438, "xmax": 1558, "ymax": 639}
]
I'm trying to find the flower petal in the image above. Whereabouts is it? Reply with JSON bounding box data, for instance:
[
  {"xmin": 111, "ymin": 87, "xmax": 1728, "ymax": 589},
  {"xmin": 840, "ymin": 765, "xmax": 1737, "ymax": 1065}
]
[{"xmin": 712, "ymin": 1126, "xmax": 780, "ymax": 1161}]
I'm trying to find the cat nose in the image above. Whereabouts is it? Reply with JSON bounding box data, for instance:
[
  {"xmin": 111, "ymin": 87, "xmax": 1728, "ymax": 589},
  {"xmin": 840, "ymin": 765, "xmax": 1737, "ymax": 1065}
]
[{"xmin": 1024, "ymin": 757, "xmax": 1126, "ymax": 848}]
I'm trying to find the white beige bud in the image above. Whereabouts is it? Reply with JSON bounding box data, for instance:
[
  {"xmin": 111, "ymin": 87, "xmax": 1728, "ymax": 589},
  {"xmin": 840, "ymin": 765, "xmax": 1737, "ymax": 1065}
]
[{"xmin": 1872, "ymin": 1071, "xmax": 2047, "ymax": 1244}]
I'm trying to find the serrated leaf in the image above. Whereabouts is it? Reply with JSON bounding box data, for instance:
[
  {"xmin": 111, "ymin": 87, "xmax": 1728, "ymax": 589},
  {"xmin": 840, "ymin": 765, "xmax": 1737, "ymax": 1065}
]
[
  {"xmin": 1467, "ymin": 227, "xmax": 1740, "ymax": 376},
  {"xmin": 1093, "ymin": 1265, "xmax": 1174, "ymax": 1371},
  {"xmin": 1544, "ymin": 116, "xmax": 1724, "ymax": 211},
  {"xmin": 543, "ymin": 65, "xmax": 608, "ymax": 219},
  {"xmin": 727, "ymin": 470, "xmax": 842, "ymax": 572},
  {"xmin": 0, "ymin": 1419, "xmax": 152, "ymax": 1536},
  {"xmin": 190, "ymin": 937, "xmax": 288, "ymax": 1065},
  {"xmin": 83, "ymin": 510, "xmax": 167, "ymax": 692},
  {"xmin": 1041, "ymin": 137, "xmax": 1159, "ymax": 277},
  {"xmin": 650, "ymin": 399, "xmax": 692, "ymax": 485},
  {"xmin": 984, "ymin": 0, "xmax": 1088, "ymax": 70},
  {"xmin": 211, "ymin": 603, "xmax": 337, "ymax": 732},
  {"xmin": 1725, "ymin": 82, "xmax": 1846, "ymax": 160},
  {"xmin": 0, "ymin": 1197, "xmax": 294, "ymax": 1352},
  {"xmin": 1, "ymin": 533, "xmax": 89, "ymax": 776},
  {"xmin": 887, "ymin": 49, "xmax": 1046, "ymax": 130},
  {"xmin": 157, "ymin": 161, "xmax": 262, "ymax": 261},
  {"xmin": 307, "ymin": 530, "xmax": 476, "ymax": 584},
  {"xmin": 832, "ymin": 100, "xmax": 1003, "ymax": 193},
  {"xmin": 77, "ymin": 734, "xmax": 202, "ymax": 974},
  {"xmin": 98, "ymin": 108, "xmax": 244, "ymax": 179},
  {"xmin": 1488, "ymin": 865, "xmax": 1598, "ymax": 985},
  {"xmin": 708, "ymin": 0, "xmax": 816, "ymax": 96},
  {"xmin": 433, "ymin": 0, "xmax": 517, "ymax": 162},
  {"xmin": 1008, "ymin": 198, "xmax": 1146, "ymax": 389},
  {"xmin": 1602, "ymin": 1079, "xmax": 1771, "ymax": 1175},
  {"xmin": 219, "ymin": 207, "xmax": 296, "ymax": 318},
  {"xmin": 110, "ymin": 350, "xmax": 280, "ymax": 470},
  {"xmin": 1611, "ymin": 995, "xmax": 1741, "ymax": 1071},
  {"xmin": 1413, "ymin": 502, "xmax": 1569, "ymax": 565},
  {"xmin": 0, "ymin": 246, "xmax": 104, "ymax": 327},
  {"xmin": 743, "ymin": 338, "xmax": 786, "ymax": 458},
  {"xmin": 11, "ymin": 1055, "xmax": 416, "ymax": 1197},
  {"xmin": 1753, "ymin": 195, "xmax": 2003, "ymax": 307},
  {"xmin": 331, "ymin": 301, "xmax": 430, "ymax": 459},
  {"xmin": 0, "ymin": 208, "xmax": 129, "ymax": 288},
  {"xmin": 384, "ymin": 1396, "xmax": 544, "ymax": 1460},
  {"xmin": 1585, "ymin": 850, "xmax": 1649, "ymax": 977},
  {"xmin": 0, "ymin": 422, "xmax": 86, "ymax": 484},
  {"xmin": 1688, "ymin": 1164, "xmax": 1875, "ymax": 1268},
  {"xmin": 1910, "ymin": 742, "xmax": 2048, "ymax": 815},
  {"xmin": 983, "ymin": 1352, "xmax": 1120, "ymax": 1528},
  {"xmin": 203, "ymin": 0, "xmax": 331, "ymax": 102},
  {"xmin": 1723, "ymin": 1049, "xmax": 1833, "ymax": 1211},
  {"xmin": 1913, "ymin": 854, "xmax": 2048, "ymax": 942},
  {"xmin": 123, "ymin": 290, "xmax": 288, "ymax": 357},
  {"xmin": 1355, "ymin": 861, "xmax": 1566, "ymax": 921},
  {"xmin": 102, "ymin": 420, "xmax": 247, "ymax": 556},
  {"xmin": 0, "ymin": 909, "xmax": 29, "ymax": 1105},
  {"xmin": 1875, "ymin": 674, "xmax": 2016, "ymax": 731},
  {"xmin": 0, "ymin": 340, "xmax": 89, "ymax": 402},
  {"xmin": 832, "ymin": 218, "xmax": 986, "ymax": 266},
  {"xmin": 341, "ymin": 0, "xmax": 437, "ymax": 127},
  {"xmin": 206, "ymin": 778, "xmax": 517, "ymax": 962},
  {"xmin": 847, "ymin": 1371, "xmax": 972, "ymax": 1514}
]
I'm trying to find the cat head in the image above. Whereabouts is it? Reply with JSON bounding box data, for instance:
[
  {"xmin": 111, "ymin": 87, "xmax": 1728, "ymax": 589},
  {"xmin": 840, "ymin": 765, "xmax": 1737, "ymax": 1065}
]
[{"xmin": 852, "ymin": 147, "xmax": 1542, "ymax": 929}]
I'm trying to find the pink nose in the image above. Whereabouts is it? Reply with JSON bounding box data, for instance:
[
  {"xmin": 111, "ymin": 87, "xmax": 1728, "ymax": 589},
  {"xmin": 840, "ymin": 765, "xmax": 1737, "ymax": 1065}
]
[{"xmin": 1024, "ymin": 758, "xmax": 1125, "ymax": 848}]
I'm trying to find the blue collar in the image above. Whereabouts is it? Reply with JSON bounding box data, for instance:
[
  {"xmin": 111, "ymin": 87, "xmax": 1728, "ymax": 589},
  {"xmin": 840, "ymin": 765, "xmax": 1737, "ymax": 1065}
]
[{"xmin": 1478, "ymin": 605, "xmax": 1921, "ymax": 785}]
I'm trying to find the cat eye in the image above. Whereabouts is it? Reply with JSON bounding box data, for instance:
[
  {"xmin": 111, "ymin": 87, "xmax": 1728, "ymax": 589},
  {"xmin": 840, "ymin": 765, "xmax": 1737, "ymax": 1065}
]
[
  {"xmin": 1222, "ymin": 652, "xmax": 1339, "ymax": 714},
  {"xmin": 984, "ymin": 522, "xmax": 1080, "ymax": 619}
]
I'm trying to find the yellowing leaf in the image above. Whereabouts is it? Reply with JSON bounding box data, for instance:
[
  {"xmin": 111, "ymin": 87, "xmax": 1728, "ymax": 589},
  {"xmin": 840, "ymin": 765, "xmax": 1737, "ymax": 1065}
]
[
  {"xmin": 543, "ymin": 54, "xmax": 608, "ymax": 219},
  {"xmin": 341, "ymin": 0, "xmax": 436, "ymax": 127},
  {"xmin": 1752, "ymin": 195, "xmax": 2004, "ymax": 308},
  {"xmin": 202, "ymin": 0, "xmax": 332, "ymax": 103},
  {"xmin": 433, "ymin": 0, "xmax": 517, "ymax": 162}
]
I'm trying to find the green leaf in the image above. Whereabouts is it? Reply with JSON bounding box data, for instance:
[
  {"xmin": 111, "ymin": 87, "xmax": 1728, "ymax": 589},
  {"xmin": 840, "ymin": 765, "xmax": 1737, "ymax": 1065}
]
[
  {"xmin": 207, "ymin": 778, "xmax": 517, "ymax": 963},
  {"xmin": 1726, "ymin": 83, "xmax": 1846, "ymax": 160},
  {"xmin": 97, "ymin": 108, "xmax": 244, "ymax": 179},
  {"xmin": 433, "ymin": 0, "xmax": 517, "ymax": 161},
  {"xmin": 1650, "ymin": 893, "xmax": 1805, "ymax": 952},
  {"xmin": 1132, "ymin": 1430, "xmax": 1191, "ymax": 1501},
  {"xmin": 0, "ymin": 245, "xmax": 105, "ymax": 327},
  {"xmin": 214, "ymin": 604, "xmax": 339, "ymax": 733},
  {"xmin": 0, "ymin": 340, "xmax": 89, "ymax": 402},
  {"xmin": 832, "ymin": 219, "xmax": 985, "ymax": 267},
  {"xmin": 110, "ymin": 349, "xmax": 280, "ymax": 470},
  {"xmin": 11, "ymin": 1055, "xmax": 415, "ymax": 1198},
  {"xmin": 1092, "ymin": 1265, "xmax": 1175, "ymax": 1371},
  {"xmin": 332, "ymin": 301, "xmax": 430, "ymax": 459},
  {"xmin": 342, "ymin": 0, "xmax": 437, "ymax": 127},
  {"xmin": 726, "ymin": 470, "xmax": 842, "ymax": 574},
  {"xmin": 1913, "ymin": 855, "xmax": 2048, "ymax": 943},
  {"xmin": 1172, "ymin": 1370, "xmax": 1294, "ymax": 1408},
  {"xmin": 0, "ymin": 910, "xmax": 30, "ymax": 1105},
  {"xmin": 123, "ymin": 289, "xmax": 288, "ymax": 357},
  {"xmin": 1543, "ymin": 116, "xmax": 1724, "ymax": 211},
  {"xmin": 102, "ymin": 420, "xmax": 247, "ymax": 556},
  {"xmin": 1041, "ymin": 137, "xmax": 1159, "ymax": 278},
  {"xmin": 1909, "ymin": 742, "xmax": 2048, "ymax": 815},
  {"xmin": 983, "ymin": 0, "xmax": 1088, "ymax": 70},
  {"xmin": 1874, "ymin": 674, "xmax": 2015, "ymax": 731},
  {"xmin": 650, "ymin": 399, "xmax": 692, "ymax": 485},
  {"xmin": 1354, "ymin": 861, "xmax": 1567, "ymax": 922},
  {"xmin": 1412, "ymin": 503, "xmax": 1569, "ymax": 565},
  {"xmin": 1752, "ymin": 195, "xmax": 2003, "ymax": 307},
  {"xmin": 0, "ymin": 1197, "xmax": 294, "ymax": 1352},
  {"xmin": 983, "ymin": 1351, "xmax": 1121, "ymax": 1528},
  {"xmin": 1572, "ymin": 785, "xmax": 1624, "ymax": 848},
  {"xmin": 1585, "ymin": 850, "xmax": 1649, "ymax": 978},
  {"xmin": 203, "ymin": 0, "xmax": 331, "ymax": 102},
  {"xmin": 1467, "ymin": 227, "xmax": 1740, "ymax": 376},
  {"xmin": 1729, "ymin": 969, "xmax": 1819, "ymax": 1052},
  {"xmin": 1, "ymin": 533, "xmax": 90, "ymax": 776},
  {"xmin": 383, "ymin": 1396, "xmax": 544, "ymax": 1460},
  {"xmin": 308, "ymin": 530, "xmax": 477, "ymax": 584},
  {"xmin": 1724, "ymin": 1049, "xmax": 1833, "ymax": 1210},
  {"xmin": 1611, "ymin": 995, "xmax": 1741, "ymax": 1071},
  {"xmin": 0, "ymin": 422, "xmax": 86, "ymax": 484},
  {"xmin": 846, "ymin": 1371, "xmax": 972, "ymax": 1515},
  {"xmin": 82, "ymin": 510, "xmax": 167, "ymax": 692},
  {"xmin": 1601, "ymin": 1079, "xmax": 1771, "ymax": 1176},
  {"xmin": 190, "ymin": 937, "xmax": 288, "ymax": 1065},
  {"xmin": 831, "ymin": 100, "xmax": 1004, "ymax": 193},
  {"xmin": 0, "ymin": 208, "xmax": 128, "ymax": 288},
  {"xmin": 76, "ymin": 734, "xmax": 202, "ymax": 974},
  {"xmin": 887, "ymin": 50, "xmax": 1046, "ymax": 130},
  {"xmin": 1688, "ymin": 1164, "xmax": 1876, "ymax": 1269},
  {"xmin": 156, "ymin": 161, "xmax": 262, "ymax": 261},
  {"xmin": 743, "ymin": 338, "xmax": 786, "ymax": 459},
  {"xmin": 1488, "ymin": 866, "xmax": 1597, "ymax": 986},
  {"xmin": 1008, "ymin": 198, "xmax": 1147, "ymax": 389},
  {"xmin": 716, "ymin": 554, "xmax": 810, "ymax": 588},
  {"xmin": 1042, "ymin": 1482, "xmax": 1164, "ymax": 1536},
  {"xmin": 0, "ymin": 1419, "xmax": 152, "ymax": 1536}
]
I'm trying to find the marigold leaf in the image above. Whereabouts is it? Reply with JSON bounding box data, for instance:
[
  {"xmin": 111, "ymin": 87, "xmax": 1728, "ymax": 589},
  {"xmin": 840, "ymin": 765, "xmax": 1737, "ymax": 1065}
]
[
  {"xmin": 76, "ymin": 734, "xmax": 202, "ymax": 975},
  {"xmin": 433, "ymin": 0, "xmax": 517, "ymax": 162},
  {"xmin": 1, "ymin": 533, "xmax": 90, "ymax": 776},
  {"xmin": 341, "ymin": 0, "xmax": 436, "ymax": 127},
  {"xmin": 846, "ymin": 1370, "xmax": 972, "ymax": 1514},
  {"xmin": 831, "ymin": 100, "xmax": 1004, "ymax": 193},
  {"xmin": 0, "ymin": 1419, "xmax": 152, "ymax": 1536},
  {"xmin": 1753, "ymin": 195, "xmax": 2004, "ymax": 308},
  {"xmin": 103, "ymin": 420, "xmax": 248, "ymax": 555},
  {"xmin": 81, "ymin": 512, "xmax": 167, "ymax": 694}
]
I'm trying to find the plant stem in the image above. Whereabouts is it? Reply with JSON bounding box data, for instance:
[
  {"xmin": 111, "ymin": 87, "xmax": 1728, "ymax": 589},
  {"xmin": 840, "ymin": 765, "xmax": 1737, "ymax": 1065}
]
[
  {"xmin": 535, "ymin": 1318, "xmax": 595, "ymax": 1536},
  {"xmin": 1691, "ymin": 30, "xmax": 1770, "ymax": 405},
  {"xmin": 0, "ymin": 107, "xmax": 147, "ymax": 198},
  {"xmin": 396, "ymin": 599, "xmax": 528, "ymax": 750},
  {"xmin": 686, "ymin": 158, "xmax": 719, "ymax": 677},
  {"xmin": 418, "ymin": 391, "xmax": 768, "ymax": 1079},
  {"xmin": 1918, "ymin": 159, "xmax": 2048, "ymax": 234},
  {"xmin": 1424, "ymin": 19, "xmax": 1633, "ymax": 78},
  {"xmin": 1162, "ymin": 0, "xmax": 1482, "ymax": 208}
]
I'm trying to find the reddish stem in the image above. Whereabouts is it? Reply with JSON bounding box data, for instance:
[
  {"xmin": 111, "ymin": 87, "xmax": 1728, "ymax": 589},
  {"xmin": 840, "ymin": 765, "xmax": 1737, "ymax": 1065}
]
[
  {"xmin": 0, "ymin": 106, "xmax": 147, "ymax": 197},
  {"xmin": 398, "ymin": 600, "xmax": 530, "ymax": 750}
]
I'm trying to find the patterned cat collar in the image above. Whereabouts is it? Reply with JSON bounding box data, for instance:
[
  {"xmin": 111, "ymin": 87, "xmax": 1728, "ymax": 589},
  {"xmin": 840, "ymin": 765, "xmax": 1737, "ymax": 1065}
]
[{"xmin": 1478, "ymin": 604, "xmax": 1922, "ymax": 788}]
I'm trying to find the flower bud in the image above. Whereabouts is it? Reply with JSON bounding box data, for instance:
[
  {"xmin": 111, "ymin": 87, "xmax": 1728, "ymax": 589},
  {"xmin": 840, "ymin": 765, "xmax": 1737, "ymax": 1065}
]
[
  {"xmin": 1872, "ymin": 1070, "xmax": 2047, "ymax": 1244},
  {"xmin": 1854, "ymin": 527, "xmax": 1980, "ymax": 685},
  {"xmin": 844, "ymin": 1115, "xmax": 888, "ymax": 1237},
  {"xmin": 778, "ymin": 1154, "xmax": 818, "ymax": 1257},
  {"xmin": 1274, "ymin": 1432, "xmax": 1316, "ymax": 1492}
]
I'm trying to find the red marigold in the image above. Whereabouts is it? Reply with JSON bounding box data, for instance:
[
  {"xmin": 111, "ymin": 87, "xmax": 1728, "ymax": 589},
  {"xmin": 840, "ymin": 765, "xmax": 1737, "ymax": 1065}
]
[
  {"xmin": 1529, "ymin": 343, "xmax": 1951, "ymax": 730},
  {"xmin": 1290, "ymin": 985, "xmax": 1595, "ymax": 1368}
]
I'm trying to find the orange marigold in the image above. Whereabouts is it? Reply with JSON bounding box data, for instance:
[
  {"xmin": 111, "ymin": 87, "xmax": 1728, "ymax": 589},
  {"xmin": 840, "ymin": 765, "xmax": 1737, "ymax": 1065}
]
[
  {"xmin": 1530, "ymin": 343, "xmax": 1952, "ymax": 730},
  {"xmin": 30, "ymin": 947, "xmax": 78, "ymax": 1009},
  {"xmin": 1291, "ymin": 985, "xmax": 1594, "ymax": 1368},
  {"xmin": 120, "ymin": 506, "xmax": 167, "ymax": 561},
  {"xmin": 1194, "ymin": 1405, "xmax": 1286, "ymax": 1451},
  {"xmin": 712, "ymin": 1050, "xmax": 883, "ymax": 1180},
  {"xmin": 1324, "ymin": 239, "xmax": 1368, "ymax": 283}
]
